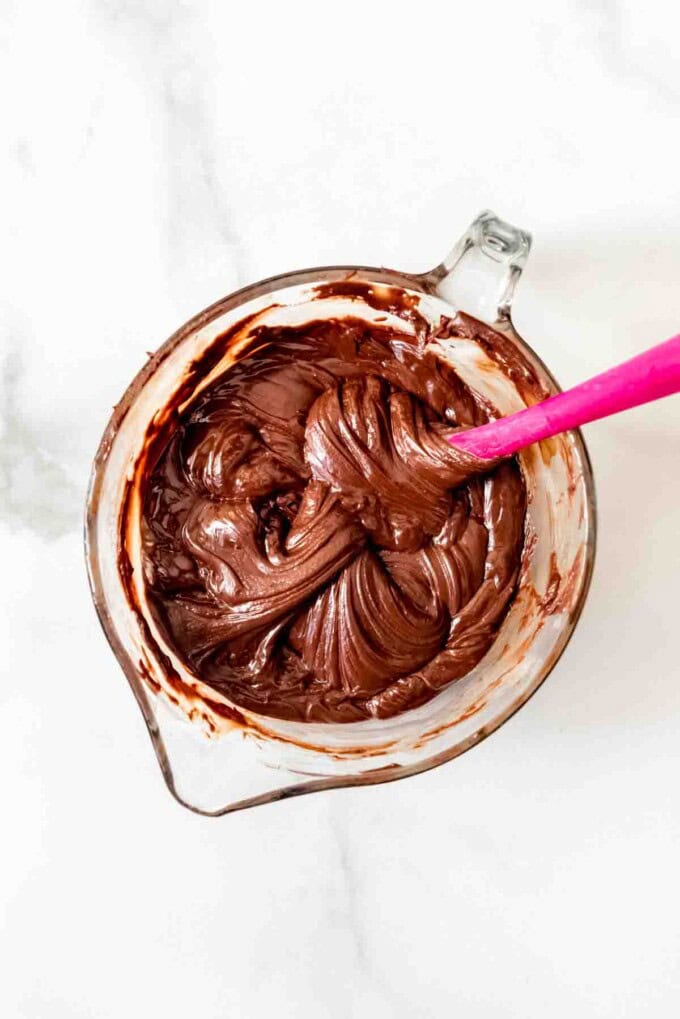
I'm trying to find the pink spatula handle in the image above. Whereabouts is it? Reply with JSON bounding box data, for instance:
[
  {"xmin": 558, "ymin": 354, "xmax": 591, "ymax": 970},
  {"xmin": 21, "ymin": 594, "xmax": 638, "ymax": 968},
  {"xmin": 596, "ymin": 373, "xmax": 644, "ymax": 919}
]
[{"xmin": 452, "ymin": 334, "xmax": 680, "ymax": 460}]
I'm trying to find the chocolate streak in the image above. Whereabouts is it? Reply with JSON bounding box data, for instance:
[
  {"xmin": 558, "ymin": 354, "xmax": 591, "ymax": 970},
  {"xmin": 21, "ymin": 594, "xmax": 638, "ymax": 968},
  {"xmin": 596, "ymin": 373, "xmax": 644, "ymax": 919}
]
[{"xmin": 141, "ymin": 313, "xmax": 526, "ymax": 722}]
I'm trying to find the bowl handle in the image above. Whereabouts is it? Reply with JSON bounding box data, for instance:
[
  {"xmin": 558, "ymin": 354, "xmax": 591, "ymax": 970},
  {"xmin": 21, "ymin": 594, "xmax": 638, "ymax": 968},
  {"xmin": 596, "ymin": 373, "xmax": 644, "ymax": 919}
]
[{"xmin": 427, "ymin": 210, "xmax": 532, "ymax": 326}]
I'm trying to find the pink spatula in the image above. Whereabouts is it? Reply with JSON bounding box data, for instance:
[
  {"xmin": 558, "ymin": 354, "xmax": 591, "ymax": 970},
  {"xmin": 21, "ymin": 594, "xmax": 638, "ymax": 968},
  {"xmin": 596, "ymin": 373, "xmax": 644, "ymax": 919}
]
[{"xmin": 450, "ymin": 334, "xmax": 680, "ymax": 461}]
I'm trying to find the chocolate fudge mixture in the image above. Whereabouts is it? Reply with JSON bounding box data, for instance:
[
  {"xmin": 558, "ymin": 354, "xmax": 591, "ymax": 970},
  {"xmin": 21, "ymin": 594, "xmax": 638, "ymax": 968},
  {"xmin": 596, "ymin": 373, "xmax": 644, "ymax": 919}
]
[{"xmin": 141, "ymin": 314, "xmax": 526, "ymax": 722}]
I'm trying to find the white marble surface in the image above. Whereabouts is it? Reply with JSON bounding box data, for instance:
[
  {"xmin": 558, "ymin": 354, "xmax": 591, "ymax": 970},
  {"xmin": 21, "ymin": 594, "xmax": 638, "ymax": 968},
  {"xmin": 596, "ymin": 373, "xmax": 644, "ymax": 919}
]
[{"xmin": 2, "ymin": 1, "xmax": 680, "ymax": 1015}]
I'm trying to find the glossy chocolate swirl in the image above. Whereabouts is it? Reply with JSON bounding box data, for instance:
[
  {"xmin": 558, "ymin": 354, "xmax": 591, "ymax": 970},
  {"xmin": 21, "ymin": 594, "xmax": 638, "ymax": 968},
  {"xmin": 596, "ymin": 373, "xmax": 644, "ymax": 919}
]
[{"xmin": 141, "ymin": 316, "xmax": 526, "ymax": 722}]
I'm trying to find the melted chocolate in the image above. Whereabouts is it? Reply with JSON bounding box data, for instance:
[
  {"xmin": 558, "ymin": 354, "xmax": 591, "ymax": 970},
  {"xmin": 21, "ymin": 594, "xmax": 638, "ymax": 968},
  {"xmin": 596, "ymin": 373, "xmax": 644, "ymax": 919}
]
[{"xmin": 141, "ymin": 315, "xmax": 526, "ymax": 722}]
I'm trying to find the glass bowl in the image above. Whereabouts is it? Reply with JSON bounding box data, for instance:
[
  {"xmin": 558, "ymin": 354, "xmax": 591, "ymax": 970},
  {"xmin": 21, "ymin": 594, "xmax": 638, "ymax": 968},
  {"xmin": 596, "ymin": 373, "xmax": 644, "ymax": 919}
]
[{"xmin": 85, "ymin": 211, "xmax": 596, "ymax": 815}]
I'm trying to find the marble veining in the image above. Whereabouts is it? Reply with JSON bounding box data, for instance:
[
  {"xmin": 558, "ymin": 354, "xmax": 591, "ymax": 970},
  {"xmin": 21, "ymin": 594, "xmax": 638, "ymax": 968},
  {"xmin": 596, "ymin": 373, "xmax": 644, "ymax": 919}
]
[{"xmin": 0, "ymin": 348, "xmax": 81, "ymax": 539}]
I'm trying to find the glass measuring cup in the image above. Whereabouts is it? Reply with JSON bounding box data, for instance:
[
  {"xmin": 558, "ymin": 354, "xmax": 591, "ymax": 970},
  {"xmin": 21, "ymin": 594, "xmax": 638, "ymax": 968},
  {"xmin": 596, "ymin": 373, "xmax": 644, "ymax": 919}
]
[{"xmin": 85, "ymin": 211, "xmax": 596, "ymax": 815}]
